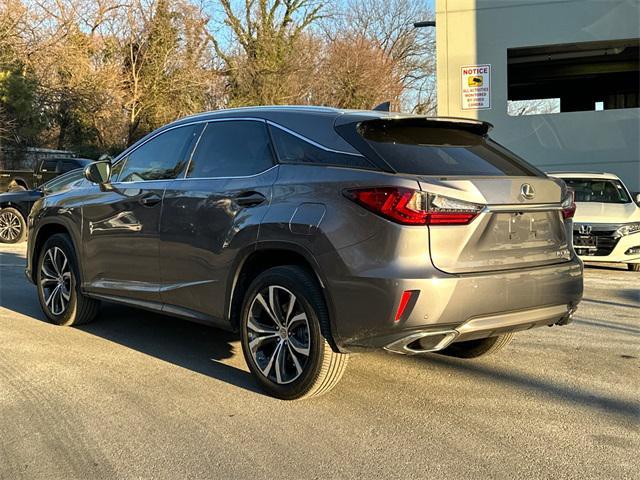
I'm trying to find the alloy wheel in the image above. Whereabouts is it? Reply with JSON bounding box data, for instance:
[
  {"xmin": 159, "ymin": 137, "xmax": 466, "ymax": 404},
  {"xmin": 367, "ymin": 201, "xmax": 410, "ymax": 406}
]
[
  {"xmin": 40, "ymin": 246, "xmax": 72, "ymax": 316},
  {"xmin": 0, "ymin": 210, "xmax": 22, "ymax": 242},
  {"xmin": 247, "ymin": 285, "xmax": 311, "ymax": 385}
]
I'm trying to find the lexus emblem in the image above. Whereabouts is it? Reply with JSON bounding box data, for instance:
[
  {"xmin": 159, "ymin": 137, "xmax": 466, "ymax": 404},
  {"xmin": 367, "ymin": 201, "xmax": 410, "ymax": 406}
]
[
  {"xmin": 520, "ymin": 183, "xmax": 536, "ymax": 200},
  {"xmin": 578, "ymin": 224, "xmax": 592, "ymax": 235}
]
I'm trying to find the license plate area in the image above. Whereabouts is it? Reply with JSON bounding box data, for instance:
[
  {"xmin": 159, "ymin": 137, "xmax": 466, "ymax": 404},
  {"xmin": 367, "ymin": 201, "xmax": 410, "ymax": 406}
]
[
  {"xmin": 574, "ymin": 235, "xmax": 597, "ymax": 250},
  {"xmin": 500, "ymin": 212, "xmax": 554, "ymax": 242}
]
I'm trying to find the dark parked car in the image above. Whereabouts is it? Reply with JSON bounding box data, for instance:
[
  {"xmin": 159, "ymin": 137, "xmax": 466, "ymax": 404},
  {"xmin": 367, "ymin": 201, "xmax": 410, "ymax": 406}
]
[
  {"xmin": 0, "ymin": 169, "xmax": 85, "ymax": 243},
  {"xmin": 26, "ymin": 107, "xmax": 583, "ymax": 399},
  {"xmin": 0, "ymin": 157, "xmax": 92, "ymax": 193}
]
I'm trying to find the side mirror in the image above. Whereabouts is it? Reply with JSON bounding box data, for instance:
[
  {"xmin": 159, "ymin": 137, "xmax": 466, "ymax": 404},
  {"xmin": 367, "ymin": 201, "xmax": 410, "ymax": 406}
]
[
  {"xmin": 635, "ymin": 193, "xmax": 640, "ymax": 205},
  {"xmin": 84, "ymin": 161, "xmax": 112, "ymax": 185}
]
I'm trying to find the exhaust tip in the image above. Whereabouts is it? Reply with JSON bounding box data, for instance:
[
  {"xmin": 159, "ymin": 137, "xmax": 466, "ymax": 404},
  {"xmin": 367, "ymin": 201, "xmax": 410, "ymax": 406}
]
[
  {"xmin": 556, "ymin": 303, "xmax": 578, "ymax": 326},
  {"xmin": 385, "ymin": 330, "xmax": 458, "ymax": 355}
]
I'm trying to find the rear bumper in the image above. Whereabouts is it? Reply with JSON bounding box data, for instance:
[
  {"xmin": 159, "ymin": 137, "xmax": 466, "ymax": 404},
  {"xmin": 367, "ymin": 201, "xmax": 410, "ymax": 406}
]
[
  {"xmin": 383, "ymin": 304, "xmax": 576, "ymax": 354},
  {"xmin": 324, "ymin": 258, "xmax": 583, "ymax": 353}
]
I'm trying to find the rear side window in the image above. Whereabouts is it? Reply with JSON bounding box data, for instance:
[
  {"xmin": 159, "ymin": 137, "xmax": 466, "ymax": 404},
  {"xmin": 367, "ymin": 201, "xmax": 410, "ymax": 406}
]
[
  {"xmin": 269, "ymin": 125, "xmax": 373, "ymax": 169},
  {"xmin": 117, "ymin": 125, "xmax": 200, "ymax": 182},
  {"xmin": 187, "ymin": 121, "xmax": 274, "ymax": 178},
  {"xmin": 358, "ymin": 121, "xmax": 541, "ymax": 176}
]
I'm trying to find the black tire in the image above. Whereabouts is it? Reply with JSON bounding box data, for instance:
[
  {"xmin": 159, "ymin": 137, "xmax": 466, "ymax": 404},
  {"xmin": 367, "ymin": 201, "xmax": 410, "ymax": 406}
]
[
  {"xmin": 439, "ymin": 333, "xmax": 514, "ymax": 359},
  {"xmin": 36, "ymin": 233, "xmax": 100, "ymax": 326},
  {"xmin": 628, "ymin": 263, "xmax": 640, "ymax": 272},
  {"xmin": 240, "ymin": 265, "xmax": 348, "ymax": 400},
  {"xmin": 0, "ymin": 207, "xmax": 27, "ymax": 243},
  {"xmin": 8, "ymin": 184, "xmax": 27, "ymax": 192}
]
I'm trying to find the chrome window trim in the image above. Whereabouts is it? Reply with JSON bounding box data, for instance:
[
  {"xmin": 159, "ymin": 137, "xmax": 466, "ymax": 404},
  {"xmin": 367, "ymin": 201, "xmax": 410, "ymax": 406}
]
[
  {"xmin": 174, "ymin": 164, "xmax": 279, "ymax": 181},
  {"xmin": 111, "ymin": 178, "xmax": 182, "ymax": 186},
  {"xmin": 113, "ymin": 165, "xmax": 278, "ymax": 185},
  {"xmin": 266, "ymin": 121, "xmax": 365, "ymax": 158}
]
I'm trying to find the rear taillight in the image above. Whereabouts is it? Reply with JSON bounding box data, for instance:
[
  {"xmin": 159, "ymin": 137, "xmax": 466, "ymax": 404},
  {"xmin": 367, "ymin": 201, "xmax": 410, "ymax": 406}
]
[
  {"xmin": 344, "ymin": 187, "xmax": 483, "ymax": 226},
  {"xmin": 562, "ymin": 189, "xmax": 576, "ymax": 220}
]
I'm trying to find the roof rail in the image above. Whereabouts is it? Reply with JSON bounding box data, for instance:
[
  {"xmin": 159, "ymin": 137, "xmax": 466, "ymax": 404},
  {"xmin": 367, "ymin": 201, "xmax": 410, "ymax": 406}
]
[{"xmin": 547, "ymin": 171, "xmax": 610, "ymax": 175}]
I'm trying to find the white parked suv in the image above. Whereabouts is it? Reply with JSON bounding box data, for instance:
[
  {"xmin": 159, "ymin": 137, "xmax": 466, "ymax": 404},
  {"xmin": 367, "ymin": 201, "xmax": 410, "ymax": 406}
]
[{"xmin": 552, "ymin": 172, "xmax": 640, "ymax": 271}]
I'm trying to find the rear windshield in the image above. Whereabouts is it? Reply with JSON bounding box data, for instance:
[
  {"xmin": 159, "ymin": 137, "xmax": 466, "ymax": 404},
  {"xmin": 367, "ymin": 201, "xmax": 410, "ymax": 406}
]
[
  {"xmin": 562, "ymin": 178, "xmax": 631, "ymax": 204},
  {"xmin": 357, "ymin": 121, "xmax": 541, "ymax": 176}
]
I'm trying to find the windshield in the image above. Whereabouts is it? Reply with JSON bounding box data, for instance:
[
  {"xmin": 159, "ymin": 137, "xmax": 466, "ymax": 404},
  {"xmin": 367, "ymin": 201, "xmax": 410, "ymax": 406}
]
[
  {"xmin": 41, "ymin": 169, "xmax": 85, "ymax": 194},
  {"xmin": 562, "ymin": 178, "xmax": 631, "ymax": 204},
  {"xmin": 357, "ymin": 120, "xmax": 542, "ymax": 176}
]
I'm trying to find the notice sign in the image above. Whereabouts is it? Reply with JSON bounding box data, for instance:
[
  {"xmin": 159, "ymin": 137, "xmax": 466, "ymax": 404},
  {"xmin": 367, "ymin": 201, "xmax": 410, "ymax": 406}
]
[{"xmin": 461, "ymin": 64, "xmax": 491, "ymax": 110}]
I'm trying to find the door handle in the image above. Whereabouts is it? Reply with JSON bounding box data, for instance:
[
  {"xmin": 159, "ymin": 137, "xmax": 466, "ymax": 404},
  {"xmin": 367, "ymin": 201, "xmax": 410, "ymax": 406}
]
[
  {"xmin": 234, "ymin": 191, "xmax": 266, "ymax": 207},
  {"xmin": 139, "ymin": 192, "xmax": 162, "ymax": 207}
]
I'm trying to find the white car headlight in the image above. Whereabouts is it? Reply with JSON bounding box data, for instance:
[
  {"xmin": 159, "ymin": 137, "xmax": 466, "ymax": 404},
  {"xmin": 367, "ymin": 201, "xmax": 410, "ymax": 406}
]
[{"xmin": 616, "ymin": 223, "xmax": 640, "ymax": 236}]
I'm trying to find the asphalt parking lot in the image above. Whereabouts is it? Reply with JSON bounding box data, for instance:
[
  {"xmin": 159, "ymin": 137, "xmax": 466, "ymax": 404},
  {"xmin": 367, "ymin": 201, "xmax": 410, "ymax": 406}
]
[{"xmin": 0, "ymin": 242, "xmax": 638, "ymax": 480}]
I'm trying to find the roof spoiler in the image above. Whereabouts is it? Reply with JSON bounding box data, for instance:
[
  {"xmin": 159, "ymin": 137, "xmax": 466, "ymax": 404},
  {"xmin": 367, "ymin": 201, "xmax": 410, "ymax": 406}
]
[
  {"xmin": 372, "ymin": 101, "xmax": 391, "ymax": 112},
  {"xmin": 355, "ymin": 116, "xmax": 493, "ymax": 136}
]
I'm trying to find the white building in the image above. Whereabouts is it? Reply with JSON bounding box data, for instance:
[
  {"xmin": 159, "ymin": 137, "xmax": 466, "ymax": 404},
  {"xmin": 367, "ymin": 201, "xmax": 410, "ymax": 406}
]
[{"xmin": 435, "ymin": 0, "xmax": 640, "ymax": 190}]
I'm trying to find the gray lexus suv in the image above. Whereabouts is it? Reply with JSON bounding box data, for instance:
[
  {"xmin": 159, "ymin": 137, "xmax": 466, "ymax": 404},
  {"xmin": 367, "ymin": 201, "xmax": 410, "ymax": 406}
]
[{"xmin": 26, "ymin": 106, "xmax": 583, "ymax": 399}]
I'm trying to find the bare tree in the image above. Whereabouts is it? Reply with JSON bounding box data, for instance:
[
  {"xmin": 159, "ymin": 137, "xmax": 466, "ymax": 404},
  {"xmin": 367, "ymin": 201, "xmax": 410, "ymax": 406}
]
[
  {"xmin": 210, "ymin": 0, "xmax": 325, "ymax": 106},
  {"xmin": 326, "ymin": 0, "xmax": 436, "ymax": 112},
  {"xmin": 1, "ymin": 0, "xmax": 437, "ymax": 156},
  {"xmin": 312, "ymin": 34, "xmax": 403, "ymax": 109},
  {"xmin": 119, "ymin": 0, "xmax": 220, "ymax": 143}
]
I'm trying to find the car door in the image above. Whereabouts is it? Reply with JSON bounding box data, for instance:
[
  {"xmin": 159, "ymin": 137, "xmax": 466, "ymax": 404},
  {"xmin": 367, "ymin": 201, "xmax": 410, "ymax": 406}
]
[
  {"xmin": 81, "ymin": 124, "xmax": 202, "ymax": 304},
  {"xmin": 159, "ymin": 119, "xmax": 277, "ymax": 323}
]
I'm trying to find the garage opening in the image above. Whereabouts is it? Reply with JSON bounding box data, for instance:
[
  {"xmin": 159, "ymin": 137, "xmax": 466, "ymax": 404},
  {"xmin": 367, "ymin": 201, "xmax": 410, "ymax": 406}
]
[{"xmin": 507, "ymin": 38, "xmax": 639, "ymax": 115}]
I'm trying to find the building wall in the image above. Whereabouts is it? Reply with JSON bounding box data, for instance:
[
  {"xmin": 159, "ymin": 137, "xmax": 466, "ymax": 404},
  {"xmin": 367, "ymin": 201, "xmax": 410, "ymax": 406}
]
[{"xmin": 436, "ymin": 0, "xmax": 640, "ymax": 190}]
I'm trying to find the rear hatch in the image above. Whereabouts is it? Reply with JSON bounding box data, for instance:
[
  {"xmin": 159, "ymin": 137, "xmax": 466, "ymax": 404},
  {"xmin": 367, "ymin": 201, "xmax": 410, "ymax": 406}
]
[
  {"xmin": 341, "ymin": 116, "xmax": 572, "ymax": 274},
  {"xmin": 418, "ymin": 176, "xmax": 570, "ymax": 273}
]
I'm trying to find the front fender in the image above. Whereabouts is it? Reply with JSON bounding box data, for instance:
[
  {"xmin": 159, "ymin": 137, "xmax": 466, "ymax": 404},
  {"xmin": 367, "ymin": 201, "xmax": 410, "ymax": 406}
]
[{"xmin": 27, "ymin": 205, "xmax": 83, "ymax": 284}]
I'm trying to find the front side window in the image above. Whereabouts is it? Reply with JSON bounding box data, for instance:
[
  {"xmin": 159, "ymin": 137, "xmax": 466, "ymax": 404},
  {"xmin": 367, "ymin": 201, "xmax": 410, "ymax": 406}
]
[
  {"xmin": 110, "ymin": 159, "xmax": 123, "ymax": 181},
  {"xmin": 41, "ymin": 169, "xmax": 85, "ymax": 194},
  {"xmin": 117, "ymin": 125, "xmax": 200, "ymax": 182},
  {"xmin": 186, "ymin": 120, "xmax": 274, "ymax": 178},
  {"xmin": 563, "ymin": 178, "xmax": 631, "ymax": 204}
]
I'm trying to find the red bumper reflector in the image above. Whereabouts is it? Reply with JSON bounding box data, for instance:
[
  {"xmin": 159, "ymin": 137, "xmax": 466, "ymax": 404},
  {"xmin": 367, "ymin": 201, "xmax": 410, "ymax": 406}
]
[{"xmin": 395, "ymin": 290, "xmax": 413, "ymax": 322}]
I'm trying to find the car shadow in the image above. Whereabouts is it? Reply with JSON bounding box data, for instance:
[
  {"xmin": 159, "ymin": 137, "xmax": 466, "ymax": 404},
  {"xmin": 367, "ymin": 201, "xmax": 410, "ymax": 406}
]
[
  {"xmin": 78, "ymin": 303, "xmax": 265, "ymax": 396},
  {"xmin": 574, "ymin": 317, "xmax": 640, "ymax": 335},
  {"xmin": 0, "ymin": 249, "xmax": 264, "ymax": 396},
  {"xmin": 414, "ymin": 354, "xmax": 639, "ymax": 418},
  {"xmin": 618, "ymin": 289, "xmax": 640, "ymax": 304},
  {"xmin": 0, "ymin": 250, "xmax": 44, "ymax": 318},
  {"xmin": 582, "ymin": 297, "xmax": 639, "ymax": 309}
]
